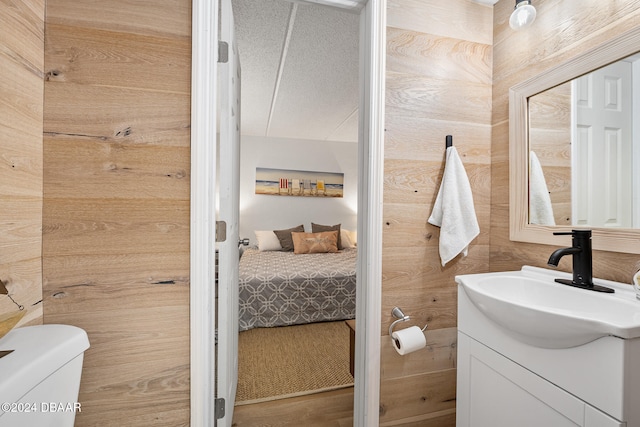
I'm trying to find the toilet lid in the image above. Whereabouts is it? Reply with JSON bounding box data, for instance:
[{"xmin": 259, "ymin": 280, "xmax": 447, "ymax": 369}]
[{"xmin": 0, "ymin": 325, "xmax": 89, "ymax": 405}]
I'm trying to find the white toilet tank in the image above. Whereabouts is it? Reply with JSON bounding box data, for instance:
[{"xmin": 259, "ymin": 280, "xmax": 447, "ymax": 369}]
[{"xmin": 0, "ymin": 324, "xmax": 90, "ymax": 427}]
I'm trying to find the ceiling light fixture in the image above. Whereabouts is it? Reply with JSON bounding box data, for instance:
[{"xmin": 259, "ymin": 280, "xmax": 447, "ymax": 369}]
[{"xmin": 509, "ymin": 0, "xmax": 537, "ymax": 30}]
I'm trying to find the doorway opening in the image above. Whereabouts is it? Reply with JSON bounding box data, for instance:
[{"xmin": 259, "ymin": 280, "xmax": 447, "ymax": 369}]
[
  {"xmin": 189, "ymin": 0, "xmax": 385, "ymax": 425},
  {"xmin": 232, "ymin": 0, "xmax": 359, "ymax": 409}
]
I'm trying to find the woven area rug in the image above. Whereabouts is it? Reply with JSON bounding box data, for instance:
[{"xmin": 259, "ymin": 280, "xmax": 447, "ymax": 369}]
[{"xmin": 235, "ymin": 321, "xmax": 354, "ymax": 405}]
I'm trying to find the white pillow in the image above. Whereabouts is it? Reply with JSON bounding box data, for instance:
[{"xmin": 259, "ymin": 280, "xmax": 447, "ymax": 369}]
[
  {"xmin": 341, "ymin": 229, "xmax": 357, "ymax": 248},
  {"xmin": 254, "ymin": 230, "xmax": 283, "ymax": 251}
]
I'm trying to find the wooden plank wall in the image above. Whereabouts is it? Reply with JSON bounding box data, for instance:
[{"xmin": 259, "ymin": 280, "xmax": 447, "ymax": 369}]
[
  {"xmin": 381, "ymin": 1, "xmax": 492, "ymax": 425},
  {"xmin": 491, "ymin": 0, "xmax": 640, "ymax": 281},
  {"xmin": 0, "ymin": 0, "xmax": 44, "ymax": 326},
  {"xmin": 42, "ymin": 1, "xmax": 192, "ymax": 425}
]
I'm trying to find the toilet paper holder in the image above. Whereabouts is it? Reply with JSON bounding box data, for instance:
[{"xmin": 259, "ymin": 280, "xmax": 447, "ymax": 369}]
[{"xmin": 388, "ymin": 306, "xmax": 428, "ymax": 337}]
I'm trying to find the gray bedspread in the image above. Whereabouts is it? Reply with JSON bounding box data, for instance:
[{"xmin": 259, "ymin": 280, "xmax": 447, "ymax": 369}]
[{"xmin": 238, "ymin": 247, "xmax": 357, "ymax": 331}]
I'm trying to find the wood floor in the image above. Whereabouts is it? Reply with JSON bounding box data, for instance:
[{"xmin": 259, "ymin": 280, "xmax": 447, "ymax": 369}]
[{"xmin": 232, "ymin": 387, "xmax": 354, "ymax": 426}]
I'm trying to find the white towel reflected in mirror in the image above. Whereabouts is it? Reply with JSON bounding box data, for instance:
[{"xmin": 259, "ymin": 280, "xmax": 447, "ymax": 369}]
[{"xmin": 529, "ymin": 151, "xmax": 555, "ymax": 226}]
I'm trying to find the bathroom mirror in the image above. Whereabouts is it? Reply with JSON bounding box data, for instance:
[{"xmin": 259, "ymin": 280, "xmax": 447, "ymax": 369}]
[{"xmin": 509, "ymin": 26, "xmax": 640, "ymax": 254}]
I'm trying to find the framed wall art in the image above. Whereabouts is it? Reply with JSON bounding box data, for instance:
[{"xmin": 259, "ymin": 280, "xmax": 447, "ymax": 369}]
[{"xmin": 255, "ymin": 167, "xmax": 344, "ymax": 198}]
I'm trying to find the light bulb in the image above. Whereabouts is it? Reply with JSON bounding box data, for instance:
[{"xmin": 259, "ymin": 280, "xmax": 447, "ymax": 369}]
[{"xmin": 509, "ymin": 1, "xmax": 537, "ymax": 30}]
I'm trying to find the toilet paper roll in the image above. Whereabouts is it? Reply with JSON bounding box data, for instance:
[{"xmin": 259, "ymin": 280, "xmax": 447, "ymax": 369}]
[{"xmin": 391, "ymin": 326, "xmax": 426, "ymax": 355}]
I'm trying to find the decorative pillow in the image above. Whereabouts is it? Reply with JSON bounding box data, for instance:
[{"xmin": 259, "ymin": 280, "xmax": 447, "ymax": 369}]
[
  {"xmin": 311, "ymin": 222, "xmax": 342, "ymax": 249},
  {"xmin": 273, "ymin": 225, "xmax": 304, "ymax": 252},
  {"xmin": 340, "ymin": 228, "xmax": 357, "ymax": 248},
  {"xmin": 254, "ymin": 230, "xmax": 283, "ymax": 251},
  {"xmin": 291, "ymin": 231, "xmax": 339, "ymax": 254}
]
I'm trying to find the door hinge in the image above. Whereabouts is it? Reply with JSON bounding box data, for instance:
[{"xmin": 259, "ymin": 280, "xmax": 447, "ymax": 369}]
[
  {"xmin": 215, "ymin": 398, "xmax": 225, "ymax": 420},
  {"xmin": 218, "ymin": 41, "xmax": 229, "ymax": 63},
  {"xmin": 216, "ymin": 221, "xmax": 227, "ymax": 243}
]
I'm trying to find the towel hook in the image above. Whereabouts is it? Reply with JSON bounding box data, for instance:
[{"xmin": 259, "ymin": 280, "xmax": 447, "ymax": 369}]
[
  {"xmin": 445, "ymin": 135, "xmax": 453, "ymax": 148},
  {"xmin": 388, "ymin": 306, "xmax": 428, "ymax": 336}
]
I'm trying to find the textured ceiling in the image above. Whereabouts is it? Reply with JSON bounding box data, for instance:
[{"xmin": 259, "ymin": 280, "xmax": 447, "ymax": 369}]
[{"xmin": 232, "ymin": 0, "xmax": 360, "ymax": 142}]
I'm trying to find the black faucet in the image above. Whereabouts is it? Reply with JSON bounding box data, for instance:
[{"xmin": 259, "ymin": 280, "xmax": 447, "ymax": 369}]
[{"xmin": 547, "ymin": 229, "xmax": 614, "ymax": 293}]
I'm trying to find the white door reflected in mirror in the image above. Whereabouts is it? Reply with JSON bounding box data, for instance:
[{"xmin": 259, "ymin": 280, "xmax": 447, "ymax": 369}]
[{"xmin": 528, "ymin": 52, "xmax": 640, "ymax": 229}]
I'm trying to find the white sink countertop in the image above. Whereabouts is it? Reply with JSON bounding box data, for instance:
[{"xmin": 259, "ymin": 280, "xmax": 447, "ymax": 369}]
[{"xmin": 455, "ymin": 266, "xmax": 640, "ymax": 348}]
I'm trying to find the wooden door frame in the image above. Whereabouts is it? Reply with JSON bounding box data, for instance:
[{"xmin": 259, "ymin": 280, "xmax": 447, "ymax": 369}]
[{"xmin": 189, "ymin": 0, "xmax": 386, "ymax": 425}]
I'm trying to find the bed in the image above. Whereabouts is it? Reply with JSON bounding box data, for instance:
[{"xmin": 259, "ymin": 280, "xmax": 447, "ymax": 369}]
[{"xmin": 238, "ymin": 246, "xmax": 357, "ymax": 331}]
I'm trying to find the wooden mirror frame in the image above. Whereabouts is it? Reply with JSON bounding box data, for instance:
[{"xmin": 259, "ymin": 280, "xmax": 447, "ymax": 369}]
[{"xmin": 509, "ymin": 26, "xmax": 640, "ymax": 254}]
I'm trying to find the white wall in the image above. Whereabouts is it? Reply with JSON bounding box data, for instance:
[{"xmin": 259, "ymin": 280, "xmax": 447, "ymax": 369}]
[{"xmin": 239, "ymin": 135, "xmax": 358, "ymax": 243}]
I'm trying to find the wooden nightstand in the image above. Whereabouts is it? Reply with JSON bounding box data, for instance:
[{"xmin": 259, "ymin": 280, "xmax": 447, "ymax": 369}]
[{"xmin": 345, "ymin": 319, "xmax": 356, "ymax": 377}]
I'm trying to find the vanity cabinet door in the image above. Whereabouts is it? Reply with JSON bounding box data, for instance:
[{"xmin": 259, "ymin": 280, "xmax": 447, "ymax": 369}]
[
  {"xmin": 457, "ymin": 333, "xmax": 624, "ymax": 427},
  {"xmin": 584, "ymin": 406, "xmax": 625, "ymax": 427}
]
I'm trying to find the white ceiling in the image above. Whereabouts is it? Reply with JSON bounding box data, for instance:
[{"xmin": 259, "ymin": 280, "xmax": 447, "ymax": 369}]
[{"xmin": 231, "ymin": 0, "xmax": 360, "ymax": 142}]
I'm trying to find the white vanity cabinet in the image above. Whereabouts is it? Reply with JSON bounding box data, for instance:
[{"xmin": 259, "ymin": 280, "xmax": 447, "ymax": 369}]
[
  {"xmin": 457, "ymin": 333, "xmax": 624, "ymax": 427},
  {"xmin": 456, "ymin": 273, "xmax": 640, "ymax": 427}
]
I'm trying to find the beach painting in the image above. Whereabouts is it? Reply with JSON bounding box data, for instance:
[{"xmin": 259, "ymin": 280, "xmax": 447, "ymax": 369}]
[{"xmin": 255, "ymin": 167, "xmax": 344, "ymax": 198}]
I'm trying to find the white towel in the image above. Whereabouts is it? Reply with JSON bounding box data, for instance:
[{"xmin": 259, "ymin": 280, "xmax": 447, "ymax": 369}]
[
  {"xmin": 428, "ymin": 146, "xmax": 480, "ymax": 266},
  {"xmin": 528, "ymin": 151, "xmax": 555, "ymax": 226}
]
